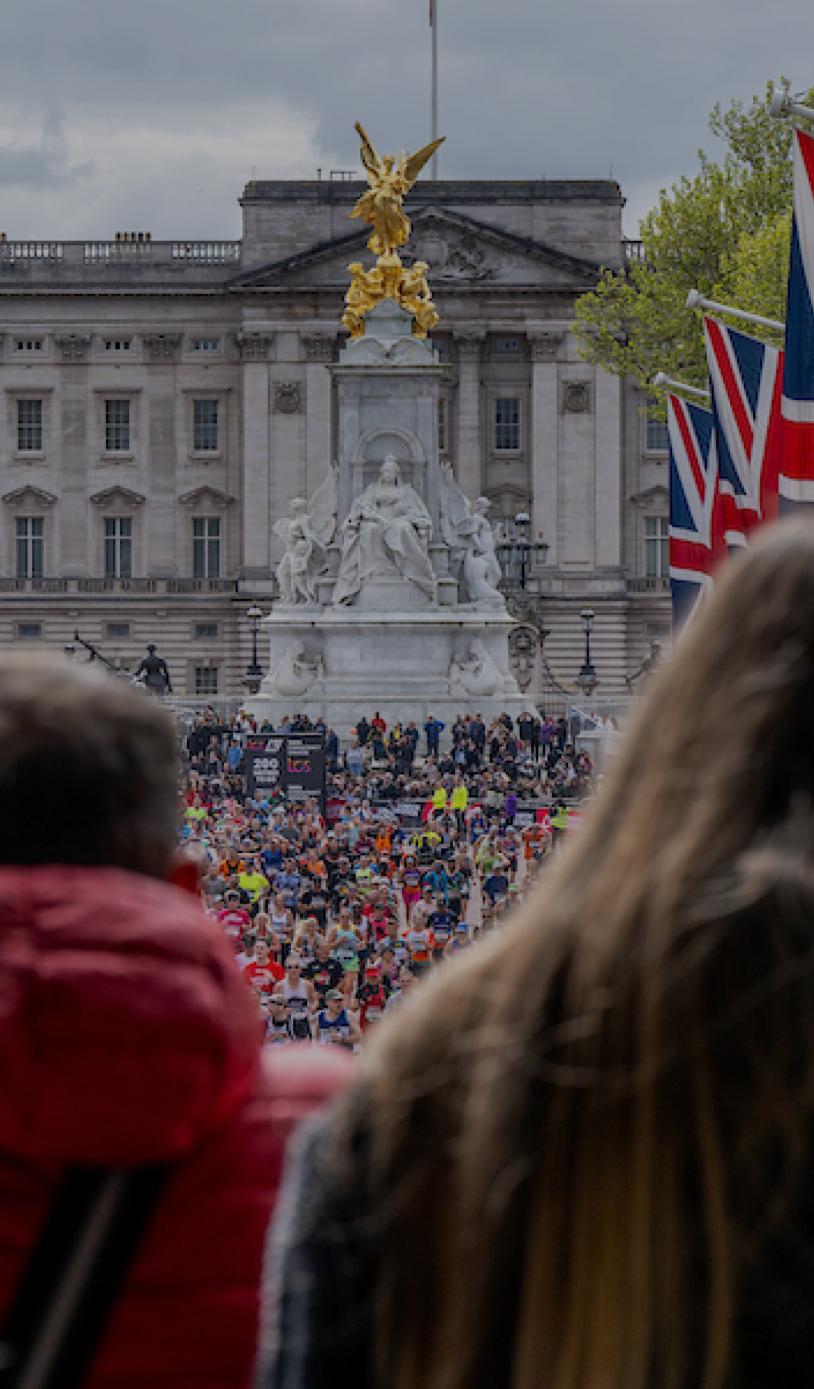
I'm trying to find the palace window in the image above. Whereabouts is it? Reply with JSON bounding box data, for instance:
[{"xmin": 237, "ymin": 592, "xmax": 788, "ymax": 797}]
[
  {"xmin": 15, "ymin": 338, "xmax": 44, "ymax": 354},
  {"xmin": 16, "ymin": 516, "xmax": 44, "ymax": 579},
  {"xmin": 104, "ymin": 399, "xmax": 131, "ymax": 453},
  {"xmin": 104, "ymin": 516, "xmax": 133, "ymax": 579},
  {"xmin": 645, "ymin": 417, "xmax": 669, "ymax": 452},
  {"xmin": 194, "ymin": 665, "xmax": 219, "ymax": 695},
  {"xmin": 16, "ymin": 622, "xmax": 42, "ymax": 639},
  {"xmin": 494, "ymin": 336, "xmax": 520, "ymax": 354},
  {"xmin": 103, "ymin": 338, "xmax": 132, "ymax": 352},
  {"xmin": 494, "ymin": 397, "xmax": 521, "ymax": 452},
  {"xmin": 190, "ymin": 337, "xmax": 221, "ymax": 352},
  {"xmin": 644, "ymin": 516, "xmax": 669, "ymax": 578},
  {"xmin": 192, "ymin": 517, "xmax": 221, "ymax": 579},
  {"xmin": 17, "ymin": 399, "xmax": 43, "ymax": 452},
  {"xmin": 194, "ymin": 622, "xmax": 219, "ymax": 640},
  {"xmin": 105, "ymin": 622, "xmax": 131, "ymax": 640},
  {"xmin": 192, "ymin": 398, "xmax": 219, "ymax": 452}
]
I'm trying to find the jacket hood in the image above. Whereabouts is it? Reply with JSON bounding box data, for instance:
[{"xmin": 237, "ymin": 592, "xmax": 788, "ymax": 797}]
[{"xmin": 0, "ymin": 864, "xmax": 261, "ymax": 1166}]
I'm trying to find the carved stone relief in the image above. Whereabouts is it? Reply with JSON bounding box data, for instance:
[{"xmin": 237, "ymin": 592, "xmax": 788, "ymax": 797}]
[
  {"xmin": 236, "ymin": 331, "xmax": 275, "ymax": 362},
  {"xmin": 407, "ymin": 233, "xmax": 496, "ymax": 282},
  {"xmin": 528, "ymin": 332, "xmax": 564, "ymax": 363},
  {"xmin": 301, "ymin": 334, "xmax": 335, "ymax": 363},
  {"xmin": 561, "ymin": 380, "xmax": 592, "ymax": 414},
  {"xmin": 273, "ymin": 381, "xmax": 303, "ymax": 414},
  {"xmin": 454, "ymin": 332, "xmax": 486, "ymax": 361},
  {"xmin": 55, "ymin": 334, "xmax": 91, "ymax": 361},
  {"xmin": 144, "ymin": 334, "xmax": 181, "ymax": 361},
  {"xmin": 509, "ymin": 624, "xmax": 538, "ymax": 692}
]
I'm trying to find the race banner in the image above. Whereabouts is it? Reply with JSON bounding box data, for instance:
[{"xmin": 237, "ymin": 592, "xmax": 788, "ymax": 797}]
[
  {"xmin": 285, "ymin": 733, "xmax": 327, "ymax": 808},
  {"xmin": 244, "ymin": 734, "xmax": 285, "ymax": 800},
  {"xmin": 244, "ymin": 731, "xmax": 326, "ymax": 811}
]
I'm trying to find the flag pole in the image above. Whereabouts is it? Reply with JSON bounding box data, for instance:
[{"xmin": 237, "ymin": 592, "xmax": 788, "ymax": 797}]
[
  {"xmin": 430, "ymin": 0, "xmax": 439, "ymax": 179},
  {"xmin": 770, "ymin": 89, "xmax": 814, "ymax": 123},
  {"xmin": 652, "ymin": 371, "xmax": 711, "ymax": 402},
  {"xmin": 686, "ymin": 288, "xmax": 785, "ymax": 333}
]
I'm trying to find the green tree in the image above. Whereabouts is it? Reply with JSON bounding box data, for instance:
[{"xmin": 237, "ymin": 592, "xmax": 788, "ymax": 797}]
[{"xmin": 573, "ymin": 82, "xmax": 812, "ymax": 410}]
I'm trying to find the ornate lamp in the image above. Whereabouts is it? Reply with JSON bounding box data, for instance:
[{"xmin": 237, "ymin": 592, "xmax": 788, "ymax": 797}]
[
  {"xmin": 575, "ymin": 607, "xmax": 598, "ymax": 696},
  {"xmin": 245, "ymin": 605, "xmax": 264, "ymax": 694}
]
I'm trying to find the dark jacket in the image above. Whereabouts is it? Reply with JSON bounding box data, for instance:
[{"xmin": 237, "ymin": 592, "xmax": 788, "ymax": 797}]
[{"xmin": 262, "ymin": 1099, "xmax": 814, "ymax": 1389}]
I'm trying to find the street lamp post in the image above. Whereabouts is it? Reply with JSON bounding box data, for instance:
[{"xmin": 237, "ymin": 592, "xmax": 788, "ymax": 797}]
[
  {"xmin": 576, "ymin": 607, "xmax": 597, "ymax": 697},
  {"xmin": 245, "ymin": 605, "xmax": 263, "ymax": 694},
  {"xmin": 495, "ymin": 512, "xmax": 549, "ymax": 592}
]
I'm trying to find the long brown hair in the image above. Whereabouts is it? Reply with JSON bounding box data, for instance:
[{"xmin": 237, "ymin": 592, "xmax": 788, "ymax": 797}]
[{"xmin": 341, "ymin": 520, "xmax": 814, "ymax": 1388}]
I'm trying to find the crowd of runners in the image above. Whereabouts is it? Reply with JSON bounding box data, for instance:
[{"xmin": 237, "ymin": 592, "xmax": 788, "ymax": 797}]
[{"xmin": 181, "ymin": 708, "xmax": 593, "ymax": 1049}]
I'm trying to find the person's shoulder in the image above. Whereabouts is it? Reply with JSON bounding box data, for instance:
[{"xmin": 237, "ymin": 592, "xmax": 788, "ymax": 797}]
[{"xmin": 260, "ymin": 1044, "xmax": 351, "ymax": 1127}]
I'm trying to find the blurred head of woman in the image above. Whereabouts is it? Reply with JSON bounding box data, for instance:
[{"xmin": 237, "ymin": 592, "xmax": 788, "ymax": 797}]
[{"xmin": 325, "ymin": 520, "xmax": 814, "ymax": 1389}]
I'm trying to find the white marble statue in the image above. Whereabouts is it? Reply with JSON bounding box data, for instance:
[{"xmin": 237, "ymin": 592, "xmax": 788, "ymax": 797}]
[
  {"xmin": 437, "ymin": 461, "xmax": 504, "ymax": 608},
  {"xmin": 449, "ymin": 639, "xmax": 503, "ymax": 697},
  {"xmin": 268, "ymin": 640, "xmax": 323, "ymax": 697},
  {"xmin": 333, "ymin": 454, "xmax": 437, "ymax": 606},
  {"xmin": 273, "ymin": 467, "xmax": 338, "ymax": 604}
]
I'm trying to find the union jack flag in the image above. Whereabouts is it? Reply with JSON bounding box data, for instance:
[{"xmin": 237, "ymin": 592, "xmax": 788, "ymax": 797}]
[
  {"xmin": 780, "ymin": 127, "xmax": 814, "ymax": 505},
  {"xmin": 703, "ymin": 316, "xmax": 784, "ymax": 552},
  {"xmin": 668, "ymin": 393, "xmax": 714, "ymax": 629}
]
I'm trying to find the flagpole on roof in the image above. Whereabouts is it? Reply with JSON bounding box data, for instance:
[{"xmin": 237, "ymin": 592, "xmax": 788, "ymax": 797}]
[
  {"xmin": 430, "ymin": 0, "xmax": 439, "ymax": 179},
  {"xmin": 652, "ymin": 372, "xmax": 711, "ymax": 402},
  {"xmin": 770, "ymin": 88, "xmax": 814, "ymax": 123},
  {"xmin": 686, "ymin": 288, "xmax": 785, "ymax": 334}
]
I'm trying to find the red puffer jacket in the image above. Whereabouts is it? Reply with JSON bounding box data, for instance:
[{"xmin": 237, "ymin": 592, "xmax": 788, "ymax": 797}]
[{"xmin": 0, "ymin": 864, "xmax": 350, "ymax": 1388}]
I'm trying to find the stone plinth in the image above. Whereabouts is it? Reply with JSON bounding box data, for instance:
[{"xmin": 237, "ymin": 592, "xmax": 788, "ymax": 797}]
[
  {"xmin": 332, "ymin": 300, "xmax": 445, "ymax": 531},
  {"xmin": 248, "ymin": 605, "xmax": 527, "ymax": 736}
]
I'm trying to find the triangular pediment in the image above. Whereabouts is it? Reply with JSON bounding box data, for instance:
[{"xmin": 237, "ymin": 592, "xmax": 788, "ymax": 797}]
[
  {"xmin": 230, "ymin": 207, "xmax": 601, "ymax": 294},
  {"xmin": 177, "ymin": 486, "xmax": 235, "ymax": 510},
  {"xmin": 630, "ymin": 484, "xmax": 669, "ymax": 509},
  {"xmin": 90, "ymin": 486, "xmax": 145, "ymax": 509},
  {"xmin": 2, "ymin": 485, "xmax": 57, "ymax": 508}
]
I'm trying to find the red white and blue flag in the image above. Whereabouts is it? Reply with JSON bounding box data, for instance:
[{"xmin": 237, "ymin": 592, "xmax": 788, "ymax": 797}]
[
  {"xmin": 668, "ymin": 393, "xmax": 715, "ymax": 629},
  {"xmin": 779, "ymin": 128, "xmax": 814, "ymax": 505},
  {"xmin": 703, "ymin": 316, "xmax": 784, "ymax": 552}
]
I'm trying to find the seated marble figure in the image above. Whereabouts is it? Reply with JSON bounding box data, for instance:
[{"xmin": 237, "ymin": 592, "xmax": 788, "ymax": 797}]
[{"xmin": 333, "ymin": 455, "xmax": 437, "ymax": 606}]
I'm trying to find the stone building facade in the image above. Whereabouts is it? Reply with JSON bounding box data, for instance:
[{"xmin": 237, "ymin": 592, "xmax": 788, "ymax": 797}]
[{"xmin": 0, "ymin": 177, "xmax": 670, "ymax": 704}]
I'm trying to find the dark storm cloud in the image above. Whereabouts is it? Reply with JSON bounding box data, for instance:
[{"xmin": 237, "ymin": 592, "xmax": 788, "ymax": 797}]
[{"xmin": 0, "ymin": 0, "xmax": 812, "ymax": 235}]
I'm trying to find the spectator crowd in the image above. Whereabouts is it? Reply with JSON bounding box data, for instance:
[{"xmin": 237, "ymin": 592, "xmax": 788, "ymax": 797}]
[{"xmin": 182, "ymin": 707, "xmax": 593, "ymax": 1048}]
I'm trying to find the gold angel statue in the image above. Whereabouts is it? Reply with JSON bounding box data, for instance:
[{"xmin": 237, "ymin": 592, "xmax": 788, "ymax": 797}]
[{"xmin": 351, "ymin": 122, "xmax": 445, "ymax": 258}]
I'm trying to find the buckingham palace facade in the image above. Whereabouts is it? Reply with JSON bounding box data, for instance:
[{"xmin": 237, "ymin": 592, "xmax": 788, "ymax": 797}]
[{"xmin": 0, "ymin": 175, "xmax": 670, "ymax": 704}]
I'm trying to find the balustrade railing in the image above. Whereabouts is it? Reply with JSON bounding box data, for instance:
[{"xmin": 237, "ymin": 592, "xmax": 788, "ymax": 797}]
[
  {"xmin": 170, "ymin": 241, "xmax": 242, "ymax": 263},
  {"xmin": 0, "ymin": 577, "xmax": 68, "ymax": 592},
  {"xmin": 626, "ymin": 576, "xmax": 670, "ymax": 593},
  {"xmin": 0, "ymin": 240, "xmax": 241, "ymax": 269},
  {"xmin": 0, "ymin": 241, "xmax": 63, "ymax": 262},
  {"xmin": 0, "ymin": 576, "xmax": 239, "ymax": 594}
]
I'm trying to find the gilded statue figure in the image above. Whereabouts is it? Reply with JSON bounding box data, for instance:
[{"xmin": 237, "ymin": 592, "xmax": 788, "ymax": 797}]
[
  {"xmin": 342, "ymin": 261, "xmax": 385, "ymax": 339},
  {"xmin": 351, "ymin": 123, "xmax": 445, "ymax": 258},
  {"xmin": 397, "ymin": 260, "xmax": 438, "ymax": 338}
]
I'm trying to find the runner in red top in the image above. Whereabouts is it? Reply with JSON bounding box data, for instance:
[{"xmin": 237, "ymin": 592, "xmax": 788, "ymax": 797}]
[{"xmin": 242, "ymin": 938, "xmax": 284, "ymax": 994}]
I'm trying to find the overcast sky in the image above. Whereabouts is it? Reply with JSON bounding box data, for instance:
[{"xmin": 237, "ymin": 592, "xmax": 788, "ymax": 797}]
[{"xmin": 0, "ymin": 0, "xmax": 811, "ymax": 244}]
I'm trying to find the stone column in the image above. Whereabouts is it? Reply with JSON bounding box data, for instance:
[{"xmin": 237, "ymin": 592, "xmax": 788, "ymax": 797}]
[
  {"xmin": 453, "ymin": 331, "xmax": 485, "ymax": 500},
  {"xmin": 528, "ymin": 332, "xmax": 563, "ymax": 568},
  {"xmin": 237, "ymin": 330, "xmax": 274, "ymax": 579},
  {"xmin": 594, "ymin": 366, "xmax": 622, "ymax": 570},
  {"xmin": 144, "ymin": 334, "xmax": 181, "ymax": 577},
  {"xmin": 302, "ymin": 334, "xmax": 335, "ymax": 499},
  {"xmin": 54, "ymin": 335, "xmax": 91, "ymax": 575}
]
